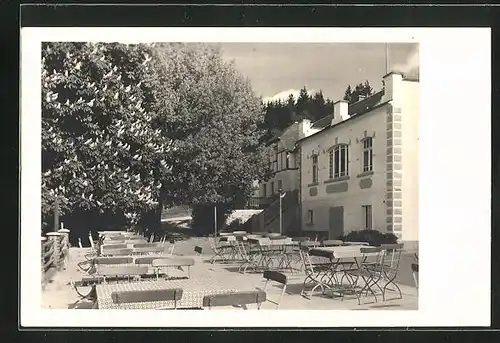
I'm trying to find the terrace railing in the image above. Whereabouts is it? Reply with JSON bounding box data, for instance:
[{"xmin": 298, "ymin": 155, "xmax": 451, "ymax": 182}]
[{"xmin": 41, "ymin": 229, "xmax": 70, "ymax": 289}]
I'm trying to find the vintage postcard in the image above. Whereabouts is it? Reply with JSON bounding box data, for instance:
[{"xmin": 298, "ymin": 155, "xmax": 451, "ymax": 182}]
[{"xmin": 20, "ymin": 27, "xmax": 491, "ymax": 327}]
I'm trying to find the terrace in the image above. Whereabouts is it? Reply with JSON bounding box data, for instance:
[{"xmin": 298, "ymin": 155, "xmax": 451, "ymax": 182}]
[{"xmin": 42, "ymin": 231, "xmax": 418, "ymax": 310}]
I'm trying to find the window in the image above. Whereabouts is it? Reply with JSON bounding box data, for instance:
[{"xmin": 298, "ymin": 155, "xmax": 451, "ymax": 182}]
[
  {"xmin": 330, "ymin": 144, "xmax": 349, "ymax": 178},
  {"xmin": 271, "ymin": 181, "xmax": 275, "ymax": 195},
  {"xmin": 312, "ymin": 154, "xmax": 318, "ymax": 183},
  {"xmin": 362, "ymin": 137, "xmax": 373, "ymax": 172},
  {"xmin": 362, "ymin": 205, "xmax": 373, "ymax": 230},
  {"xmin": 278, "ymin": 179, "xmax": 283, "ymax": 192},
  {"xmin": 307, "ymin": 210, "xmax": 314, "ymax": 224},
  {"xmin": 263, "ymin": 184, "xmax": 267, "ymax": 197},
  {"xmin": 285, "ymin": 152, "xmax": 290, "ymax": 169}
]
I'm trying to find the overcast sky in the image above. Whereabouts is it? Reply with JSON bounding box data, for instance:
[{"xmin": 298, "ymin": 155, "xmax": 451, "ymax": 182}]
[{"xmin": 215, "ymin": 43, "xmax": 418, "ymax": 102}]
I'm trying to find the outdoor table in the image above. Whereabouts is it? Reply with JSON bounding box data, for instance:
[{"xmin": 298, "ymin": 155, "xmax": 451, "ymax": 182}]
[
  {"xmin": 95, "ymin": 276, "xmax": 247, "ymax": 309},
  {"xmin": 92, "ymin": 255, "xmax": 194, "ymax": 277},
  {"xmin": 247, "ymin": 238, "xmax": 296, "ymax": 272},
  {"xmin": 307, "ymin": 245, "xmax": 379, "ymax": 298}
]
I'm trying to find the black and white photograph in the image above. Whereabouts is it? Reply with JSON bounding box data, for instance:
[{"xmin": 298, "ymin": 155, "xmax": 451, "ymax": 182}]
[{"xmin": 20, "ymin": 27, "xmax": 491, "ymax": 327}]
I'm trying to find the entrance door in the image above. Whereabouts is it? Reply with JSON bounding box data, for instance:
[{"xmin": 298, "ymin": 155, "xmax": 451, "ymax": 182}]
[{"xmin": 329, "ymin": 206, "xmax": 344, "ymax": 239}]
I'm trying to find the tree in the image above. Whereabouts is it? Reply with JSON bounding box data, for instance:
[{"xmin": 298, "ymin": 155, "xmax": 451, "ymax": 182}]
[
  {"xmin": 295, "ymin": 86, "xmax": 311, "ymax": 116},
  {"xmin": 154, "ymin": 43, "xmax": 271, "ymax": 234},
  {"xmin": 41, "ymin": 42, "xmax": 175, "ymax": 234},
  {"xmin": 311, "ymin": 90, "xmax": 328, "ymax": 121},
  {"xmin": 343, "ymin": 85, "xmax": 353, "ymax": 103},
  {"xmin": 344, "ymin": 80, "xmax": 374, "ymax": 104}
]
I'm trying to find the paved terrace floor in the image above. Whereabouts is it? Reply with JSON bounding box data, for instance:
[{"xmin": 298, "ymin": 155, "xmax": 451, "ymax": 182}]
[{"xmin": 42, "ymin": 238, "xmax": 418, "ymax": 310}]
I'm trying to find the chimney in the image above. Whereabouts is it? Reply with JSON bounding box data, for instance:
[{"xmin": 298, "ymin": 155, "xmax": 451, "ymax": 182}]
[
  {"xmin": 382, "ymin": 71, "xmax": 403, "ymax": 103},
  {"xmin": 330, "ymin": 100, "xmax": 349, "ymax": 126},
  {"xmin": 298, "ymin": 119, "xmax": 311, "ymax": 139}
]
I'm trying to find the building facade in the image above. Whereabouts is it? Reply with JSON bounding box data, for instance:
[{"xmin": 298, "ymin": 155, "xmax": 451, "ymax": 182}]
[
  {"xmin": 258, "ymin": 120, "xmax": 319, "ymax": 204},
  {"xmin": 298, "ymin": 72, "xmax": 419, "ymax": 244}
]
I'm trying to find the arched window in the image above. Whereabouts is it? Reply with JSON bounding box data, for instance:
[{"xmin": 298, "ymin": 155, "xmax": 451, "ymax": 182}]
[{"xmin": 328, "ymin": 144, "xmax": 349, "ymax": 179}]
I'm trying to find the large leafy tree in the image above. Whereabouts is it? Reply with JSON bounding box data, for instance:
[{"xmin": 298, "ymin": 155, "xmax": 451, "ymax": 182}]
[
  {"xmin": 154, "ymin": 43, "xmax": 271, "ymax": 233},
  {"xmin": 41, "ymin": 42, "xmax": 175, "ymax": 233}
]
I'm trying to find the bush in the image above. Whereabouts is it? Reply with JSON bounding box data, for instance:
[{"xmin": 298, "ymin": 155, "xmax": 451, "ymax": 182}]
[{"xmin": 338, "ymin": 229, "xmax": 398, "ymax": 246}]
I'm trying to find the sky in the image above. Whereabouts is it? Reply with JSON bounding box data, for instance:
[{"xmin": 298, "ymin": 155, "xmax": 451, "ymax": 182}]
[{"xmin": 213, "ymin": 43, "xmax": 419, "ymax": 102}]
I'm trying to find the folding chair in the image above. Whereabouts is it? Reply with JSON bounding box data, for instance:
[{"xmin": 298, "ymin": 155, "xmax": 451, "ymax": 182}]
[
  {"xmin": 208, "ymin": 235, "xmax": 231, "ymax": 264},
  {"xmin": 378, "ymin": 243, "xmax": 404, "ymax": 301},
  {"xmin": 262, "ymin": 270, "xmax": 287, "ymax": 309},
  {"xmin": 290, "ymin": 237, "xmax": 310, "ymax": 270},
  {"xmin": 85, "ymin": 233, "xmax": 99, "ymax": 260},
  {"xmin": 152, "ymin": 258, "xmax": 195, "ymax": 280},
  {"xmin": 346, "ymin": 247, "xmax": 385, "ymax": 305},
  {"xmin": 159, "ymin": 234, "xmax": 166, "ymax": 248},
  {"xmin": 412, "ymin": 253, "xmax": 419, "ymax": 289},
  {"xmin": 299, "ymin": 246, "xmax": 333, "ymax": 299},
  {"xmin": 202, "ymin": 290, "xmax": 267, "ymax": 310},
  {"xmin": 111, "ymin": 288, "xmax": 183, "ymax": 309},
  {"xmin": 237, "ymin": 237, "xmax": 260, "ymax": 274}
]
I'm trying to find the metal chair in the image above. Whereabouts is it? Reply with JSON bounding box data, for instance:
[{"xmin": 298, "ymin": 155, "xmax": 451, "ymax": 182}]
[
  {"xmin": 111, "ymin": 288, "xmax": 183, "ymax": 309},
  {"xmin": 194, "ymin": 246, "xmax": 203, "ymax": 255},
  {"xmin": 412, "ymin": 253, "xmax": 419, "ymax": 289},
  {"xmin": 262, "ymin": 270, "xmax": 287, "ymax": 309},
  {"xmin": 299, "ymin": 245, "xmax": 333, "ymax": 299},
  {"xmin": 208, "ymin": 235, "xmax": 231, "ymax": 264},
  {"xmin": 202, "ymin": 290, "xmax": 266, "ymax": 310},
  {"xmin": 378, "ymin": 243, "xmax": 404, "ymax": 301},
  {"xmin": 236, "ymin": 237, "xmax": 261, "ymax": 273},
  {"xmin": 347, "ymin": 247, "xmax": 385, "ymax": 305}
]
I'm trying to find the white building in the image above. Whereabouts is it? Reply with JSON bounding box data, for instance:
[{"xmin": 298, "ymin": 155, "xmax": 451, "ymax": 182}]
[{"xmin": 297, "ymin": 72, "xmax": 419, "ymax": 245}]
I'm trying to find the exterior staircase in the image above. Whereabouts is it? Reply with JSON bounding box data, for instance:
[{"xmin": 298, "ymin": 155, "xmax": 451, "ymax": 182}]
[{"xmin": 243, "ymin": 190, "xmax": 300, "ymax": 235}]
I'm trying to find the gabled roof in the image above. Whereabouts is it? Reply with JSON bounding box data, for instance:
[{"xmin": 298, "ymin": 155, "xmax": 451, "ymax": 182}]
[{"xmin": 311, "ymin": 90, "xmax": 385, "ymax": 130}]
